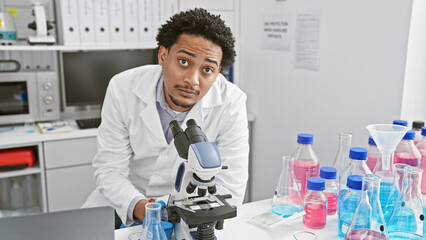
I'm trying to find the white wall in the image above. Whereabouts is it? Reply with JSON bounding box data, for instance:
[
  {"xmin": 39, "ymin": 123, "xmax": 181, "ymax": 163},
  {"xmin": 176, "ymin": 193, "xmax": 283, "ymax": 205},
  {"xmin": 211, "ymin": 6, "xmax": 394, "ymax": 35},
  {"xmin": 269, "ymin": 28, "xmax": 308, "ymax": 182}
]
[
  {"xmin": 401, "ymin": 0, "xmax": 426, "ymax": 123},
  {"xmin": 239, "ymin": 0, "xmax": 413, "ymax": 201}
]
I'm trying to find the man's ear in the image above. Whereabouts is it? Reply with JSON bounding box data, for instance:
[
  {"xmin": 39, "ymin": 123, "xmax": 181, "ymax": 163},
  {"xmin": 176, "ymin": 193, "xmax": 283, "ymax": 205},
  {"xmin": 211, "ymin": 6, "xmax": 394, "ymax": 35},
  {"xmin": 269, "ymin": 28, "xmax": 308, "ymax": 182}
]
[{"xmin": 158, "ymin": 46, "xmax": 168, "ymax": 66}]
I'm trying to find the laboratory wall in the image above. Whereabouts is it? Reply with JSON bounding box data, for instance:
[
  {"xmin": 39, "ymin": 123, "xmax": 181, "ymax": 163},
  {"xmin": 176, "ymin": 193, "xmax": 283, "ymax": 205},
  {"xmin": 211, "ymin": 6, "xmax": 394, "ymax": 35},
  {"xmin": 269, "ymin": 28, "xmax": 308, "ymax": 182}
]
[
  {"xmin": 239, "ymin": 0, "xmax": 413, "ymax": 201},
  {"xmin": 401, "ymin": 0, "xmax": 426, "ymax": 123}
]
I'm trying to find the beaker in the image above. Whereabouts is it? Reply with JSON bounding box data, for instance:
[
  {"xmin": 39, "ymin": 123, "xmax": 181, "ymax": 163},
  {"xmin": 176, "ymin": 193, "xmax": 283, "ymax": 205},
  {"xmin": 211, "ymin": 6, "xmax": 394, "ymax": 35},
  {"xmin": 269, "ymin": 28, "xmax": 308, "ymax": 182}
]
[
  {"xmin": 271, "ymin": 156, "xmax": 304, "ymax": 217},
  {"xmin": 333, "ymin": 132, "xmax": 352, "ymax": 189},
  {"xmin": 383, "ymin": 163, "xmax": 410, "ymax": 224},
  {"xmin": 139, "ymin": 202, "xmax": 167, "ymax": 240},
  {"xmin": 387, "ymin": 166, "xmax": 424, "ymax": 238},
  {"xmin": 344, "ymin": 174, "xmax": 388, "ymax": 240},
  {"xmin": 366, "ymin": 124, "xmax": 409, "ymax": 208}
]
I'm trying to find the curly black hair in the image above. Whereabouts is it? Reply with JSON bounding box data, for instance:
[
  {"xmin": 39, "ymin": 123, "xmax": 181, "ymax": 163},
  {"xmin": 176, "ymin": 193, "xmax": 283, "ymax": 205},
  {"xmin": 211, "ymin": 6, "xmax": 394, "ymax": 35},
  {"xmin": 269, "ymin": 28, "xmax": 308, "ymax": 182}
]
[{"xmin": 156, "ymin": 8, "xmax": 236, "ymax": 68}]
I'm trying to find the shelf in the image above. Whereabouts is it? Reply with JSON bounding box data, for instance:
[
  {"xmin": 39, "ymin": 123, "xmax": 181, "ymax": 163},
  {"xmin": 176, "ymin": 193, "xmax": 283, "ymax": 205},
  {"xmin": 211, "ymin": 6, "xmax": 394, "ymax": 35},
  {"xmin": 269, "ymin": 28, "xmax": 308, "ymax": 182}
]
[
  {"xmin": 0, "ymin": 43, "xmax": 157, "ymax": 51},
  {"xmin": 0, "ymin": 167, "xmax": 42, "ymax": 179}
]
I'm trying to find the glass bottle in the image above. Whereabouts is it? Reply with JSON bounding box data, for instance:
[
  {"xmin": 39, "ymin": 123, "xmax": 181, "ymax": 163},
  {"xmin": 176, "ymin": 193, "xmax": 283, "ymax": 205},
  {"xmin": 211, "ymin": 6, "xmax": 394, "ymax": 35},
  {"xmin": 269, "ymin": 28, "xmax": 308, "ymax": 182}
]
[
  {"xmin": 412, "ymin": 121, "xmax": 424, "ymax": 145},
  {"xmin": 383, "ymin": 163, "xmax": 409, "ymax": 224},
  {"xmin": 338, "ymin": 175, "xmax": 363, "ymax": 240},
  {"xmin": 292, "ymin": 133, "xmax": 320, "ymax": 199},
  {"xmin": 339, "ymin": 147, "xmax": 371, "ymax": 198},
  {"xmin": 271, "ymin": 156, "xmax": 304, "ymax": 217},
  {"xmin": 394, "ymin": 130, "xmax": 421, "ymax": 167},
  {"xmin": 416, "ymin": 127, "xmax": 426, "ymax": 193},
  {"xmin": 319, "ymin": 167, "xmax": 338, "ymax": 215},
  {"xmin": 140, "ymin": 202, "xmax": 167, "ymax": 240},
  {"xmin": 333, "ymin": 133, "xmax": 352, "ymax": 190},
  {"xmin": 388, "ymin": 166, "xmax": 424, "ymax": 239},
  {"xmin": 344, "ymin": 174, "xmax": 388, "ymax": 240},
  {"xmin": 366, "ymin": 136, "xmax": 380, "ymax": 172},
  {"xmin": 303, "ymin": 177, "xmax": 327, "ymax": 229},
  {"xmin": 0, "ymin": 177, "xmax": 10, "ymax": 209}
]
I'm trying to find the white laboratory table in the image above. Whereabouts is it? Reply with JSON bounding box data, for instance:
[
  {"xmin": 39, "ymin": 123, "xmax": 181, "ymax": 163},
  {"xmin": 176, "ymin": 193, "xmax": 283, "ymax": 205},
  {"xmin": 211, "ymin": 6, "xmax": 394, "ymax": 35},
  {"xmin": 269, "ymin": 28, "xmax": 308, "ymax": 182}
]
[{"xmin": 114, "ymin": 199, "xmax": 338, "ymax": 240}]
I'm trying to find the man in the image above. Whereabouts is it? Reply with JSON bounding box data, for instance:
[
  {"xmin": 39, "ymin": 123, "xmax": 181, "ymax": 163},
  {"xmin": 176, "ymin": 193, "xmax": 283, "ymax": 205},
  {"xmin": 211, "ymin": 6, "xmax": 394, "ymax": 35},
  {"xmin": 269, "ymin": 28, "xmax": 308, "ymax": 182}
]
[{"xmin": 83, "ymin": 8, "xmax": 249, "ymax": 228}]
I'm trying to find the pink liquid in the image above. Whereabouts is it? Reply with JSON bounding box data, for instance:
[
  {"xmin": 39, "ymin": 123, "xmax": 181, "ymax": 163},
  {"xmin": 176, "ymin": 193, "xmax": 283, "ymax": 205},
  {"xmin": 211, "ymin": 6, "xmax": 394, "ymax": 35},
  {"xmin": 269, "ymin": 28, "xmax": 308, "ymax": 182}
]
[
  {"xmin": 324, "ymin": 191, "xmax": 338, "ymax": 215},
  {"xmin": 420, "ymin": 149, "xmax": 426, "ymax": 193},
  {"xmin": 394, "ymin": 152, "xmax": 420, "ymax": 167},
  {"xmin": 303, "ymin": 203, "xmax": 326, "ymax": 229},
  {"xmin": 344, "ymin": 229, "xmax": 387, "ymax": 240},
  {"xmin": 366, "ymin": 153, "xmax": 378, "ymax": 172},
  {"xmin": 293, "ymin": 160, "xmax": 319, "ymax": 199}
]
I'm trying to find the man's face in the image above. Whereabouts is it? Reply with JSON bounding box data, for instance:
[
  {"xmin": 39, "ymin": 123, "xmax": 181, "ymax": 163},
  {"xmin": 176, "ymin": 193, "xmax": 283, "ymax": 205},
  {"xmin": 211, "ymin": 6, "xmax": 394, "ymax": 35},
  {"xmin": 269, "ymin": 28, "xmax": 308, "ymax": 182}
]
[{"xmin": 158, "ymin": 34, "xmax": 223, "ymax": 112}]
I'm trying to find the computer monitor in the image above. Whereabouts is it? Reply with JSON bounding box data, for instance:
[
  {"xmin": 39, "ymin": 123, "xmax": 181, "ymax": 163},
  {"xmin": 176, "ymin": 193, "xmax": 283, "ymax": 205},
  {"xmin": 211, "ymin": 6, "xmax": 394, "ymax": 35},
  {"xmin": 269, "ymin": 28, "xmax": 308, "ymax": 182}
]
[{"xmin": 60, "ymin": 49, "xmax": 157, "ymax": 109}]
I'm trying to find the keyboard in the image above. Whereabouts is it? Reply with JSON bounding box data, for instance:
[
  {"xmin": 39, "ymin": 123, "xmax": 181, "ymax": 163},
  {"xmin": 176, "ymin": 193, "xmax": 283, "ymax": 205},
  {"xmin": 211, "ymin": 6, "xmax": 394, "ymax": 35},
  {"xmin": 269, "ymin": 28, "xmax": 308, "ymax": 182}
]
[{"xmin": 75, "ymin": 118, "xmax": 102, "ymax": 129}]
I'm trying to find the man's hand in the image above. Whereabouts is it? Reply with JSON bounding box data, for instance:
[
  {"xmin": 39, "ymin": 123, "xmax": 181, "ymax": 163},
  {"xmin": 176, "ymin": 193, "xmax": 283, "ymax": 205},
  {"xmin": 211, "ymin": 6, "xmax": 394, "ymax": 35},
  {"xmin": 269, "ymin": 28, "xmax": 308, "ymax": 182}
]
[{"xmin": 133, "ymin": 199, "xmax": 148, "ymax": 222}]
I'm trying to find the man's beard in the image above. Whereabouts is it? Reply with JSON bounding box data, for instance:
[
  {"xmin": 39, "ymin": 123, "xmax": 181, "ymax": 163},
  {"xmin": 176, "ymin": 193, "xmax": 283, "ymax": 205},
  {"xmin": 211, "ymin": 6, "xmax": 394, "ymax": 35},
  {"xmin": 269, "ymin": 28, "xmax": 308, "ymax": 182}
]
[{"xmin": 169, "ymin": 94, "xmax": 195, "ymax": 110}]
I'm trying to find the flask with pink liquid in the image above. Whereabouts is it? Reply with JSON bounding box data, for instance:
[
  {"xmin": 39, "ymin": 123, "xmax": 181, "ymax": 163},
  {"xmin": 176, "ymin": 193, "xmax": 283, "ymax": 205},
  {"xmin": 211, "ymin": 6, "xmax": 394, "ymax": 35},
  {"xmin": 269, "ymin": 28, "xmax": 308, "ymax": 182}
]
[
  {"xmin": 412, "ymin": 121, "xmax": 424, "ymax": 145},
  {"xmin": 394, "ymin": 130, "xmax": 421, "ymax": 167},
  {"xmin": 416, "ymin": 127, "xmax": 426, "ymax": 193},
  {"xmin": 292, "ymin": 133, "xmax": 320, "ymax": 199},
  {"xmin": 366, "ymin": 136, "xmax": 380, "ymax": 172}
]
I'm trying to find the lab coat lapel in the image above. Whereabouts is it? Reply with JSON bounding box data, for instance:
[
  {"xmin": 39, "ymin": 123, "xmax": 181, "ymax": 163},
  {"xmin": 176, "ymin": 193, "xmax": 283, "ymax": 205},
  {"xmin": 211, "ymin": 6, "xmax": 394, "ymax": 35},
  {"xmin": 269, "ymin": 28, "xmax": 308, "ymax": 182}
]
[{"xmin": 133, "ymin": 66, "xmax": 167, "ymax": 146}]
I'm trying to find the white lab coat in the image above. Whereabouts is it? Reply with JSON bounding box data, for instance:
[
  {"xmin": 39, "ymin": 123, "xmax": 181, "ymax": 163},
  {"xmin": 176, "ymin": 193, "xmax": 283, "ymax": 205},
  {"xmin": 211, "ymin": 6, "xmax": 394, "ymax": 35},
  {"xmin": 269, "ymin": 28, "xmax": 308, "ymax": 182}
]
[{"xmin": 82, "ymin": 65, "xmax": 249, "ymax": 226}]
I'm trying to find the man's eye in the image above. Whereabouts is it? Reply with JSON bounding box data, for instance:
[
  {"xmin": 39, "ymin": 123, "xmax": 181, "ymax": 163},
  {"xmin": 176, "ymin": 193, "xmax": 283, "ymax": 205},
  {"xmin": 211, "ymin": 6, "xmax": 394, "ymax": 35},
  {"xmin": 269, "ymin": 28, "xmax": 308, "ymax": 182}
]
[
  {"xmin": 204, "ymin": 68, "xmax": 213, "ymax": 74},
  {"xmin": 179, "ymin": 59, "xmax": 188, "ymax": 66}
]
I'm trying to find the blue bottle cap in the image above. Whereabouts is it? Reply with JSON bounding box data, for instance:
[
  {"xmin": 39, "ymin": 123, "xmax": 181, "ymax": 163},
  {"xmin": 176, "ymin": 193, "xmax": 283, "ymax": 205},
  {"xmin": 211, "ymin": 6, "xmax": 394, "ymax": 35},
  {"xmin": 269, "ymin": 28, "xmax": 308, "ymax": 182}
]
[
  {"xmin": 347, "ymin": 175, "xmax": 363, "ymax": 190},
  {"xmin": 393, "ymin": 120, "xmax": 408, "ymax": 127},
  {"xmin": 320, "ymin": 167, "xmax": 337, "ymax": 179},
  {"xmin": 349, "ymin": 147, "xmax": 368, "ymax": 160},
  {"xmin": 422, "ymin": 127, "xmax": 426, "ymax": 136},
  {"xmin": 307, "ymin": 177, "xmax": 325, "ymax": 191},
  {"xmin": 368, "ymin": 136, "xmax": 376, "ymax": 146},
  {"xmin": 297, "ymin": 133, "xmax": 313, "ymax": 144},
  {"xmin": 403, "ymin": 130, "xmax": 415, "ymax": 140}
]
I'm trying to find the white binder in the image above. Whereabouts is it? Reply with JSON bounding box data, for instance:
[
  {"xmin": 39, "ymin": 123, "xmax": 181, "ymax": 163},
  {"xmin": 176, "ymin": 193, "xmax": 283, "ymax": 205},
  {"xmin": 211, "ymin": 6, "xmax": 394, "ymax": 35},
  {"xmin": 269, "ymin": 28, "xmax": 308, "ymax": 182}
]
[
  {"xmin": 165, "ymin": 0, "xmax": 178, "ymax": 21},
  {"xmin": 137, "ymin": 0, "xmax": 154, "ymax": 45},
  {"xmin": 77, "ymin": 0, "xmax": 96, "ymax": 46},
  {"xmin": 108, "ymin": 0, "xmax": 125, "ymax": 46},
  {"xmin": 58, "ymin": 0, "xmax": 80, "ymax": 46},
  {"xmin": 123, "ymin": 0, "xmax": 139, "ymax": 46},
  {"xmin": 152, "ymin": 0, "xmax": 165, "ymax": 39},
  {"xmin": 93, "ymin": 0, "xmax": 110, "ymax": 46}
]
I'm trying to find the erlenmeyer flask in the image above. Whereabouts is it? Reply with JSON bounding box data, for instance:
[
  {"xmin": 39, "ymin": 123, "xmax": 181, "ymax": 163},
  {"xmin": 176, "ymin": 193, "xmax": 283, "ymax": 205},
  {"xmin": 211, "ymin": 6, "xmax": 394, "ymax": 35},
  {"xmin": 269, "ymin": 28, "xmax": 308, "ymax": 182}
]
[
  {"xmin": 140, "ymin": 202, "xmax": 167, "ymax": 240},
  {"xmin": 367, "ymin": 124, "xmax": 409, "ymax": 210},
  {"xmin": 344, "ymin": 174, "xmax": 388, "ymax": 240},
  {"xmin": 383, "ymin": 163, "xmax": 410, "ymax": 224},
  {"xmin": 333, "ymin": 133, "xmax": 352, "ymax": 189},
  {"xmin": 388, "ymin": 166, "xmax": 424, "ymax": 239},
  {"xmin": 271, "ymin": 156, "xmax": 304, "ymax": 217}
]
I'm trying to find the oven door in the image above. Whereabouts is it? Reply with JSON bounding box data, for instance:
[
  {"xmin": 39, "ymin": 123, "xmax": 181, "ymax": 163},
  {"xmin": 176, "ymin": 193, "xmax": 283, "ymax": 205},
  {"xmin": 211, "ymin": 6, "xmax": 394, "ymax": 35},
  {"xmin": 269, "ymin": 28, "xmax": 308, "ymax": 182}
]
[{"xmin": 0, "ymin": 73, "xmax": 38, "ymax": 125}]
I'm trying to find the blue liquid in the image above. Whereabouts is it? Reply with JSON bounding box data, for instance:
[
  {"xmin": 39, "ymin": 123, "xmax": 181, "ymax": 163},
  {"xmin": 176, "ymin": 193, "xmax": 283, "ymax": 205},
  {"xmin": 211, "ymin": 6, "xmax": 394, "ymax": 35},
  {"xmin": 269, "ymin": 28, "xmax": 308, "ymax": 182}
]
[
  {"xmin": 423, "ymin": 206, "xmax": 426, "ymax": 236},
  {"xmin": 388, "ymin": 207, "xmax": 417, "ymax": 233},
  {"xmin": 338, "ymin": 193, "xmax": 361, "ymax": 239},
  {"xmin": 271, "ymin": 203, "xmax": 303, "ymax": 218},
  {"xmin": 379, "ymin": 182, "xmax": 392, "ymax": 209},
  {"xmin": 383, "ymin": 189, "xmax": 400, "ymax": 223},
  {"xmin": 388, "ymin": 232, "xmax": 423, "ymax": 240}
]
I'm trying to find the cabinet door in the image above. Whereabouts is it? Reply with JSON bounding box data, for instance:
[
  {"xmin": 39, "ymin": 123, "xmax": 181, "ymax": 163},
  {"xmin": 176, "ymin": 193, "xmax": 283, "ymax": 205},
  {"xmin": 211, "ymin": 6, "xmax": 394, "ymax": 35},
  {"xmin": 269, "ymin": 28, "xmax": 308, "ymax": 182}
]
[
  {"xmin": 44, "ymin": 137, "xmax": 97, "ymax": 169},
  {"xmin": 46, "ymin": 164, "xmax": 95, "ymax": 211}
]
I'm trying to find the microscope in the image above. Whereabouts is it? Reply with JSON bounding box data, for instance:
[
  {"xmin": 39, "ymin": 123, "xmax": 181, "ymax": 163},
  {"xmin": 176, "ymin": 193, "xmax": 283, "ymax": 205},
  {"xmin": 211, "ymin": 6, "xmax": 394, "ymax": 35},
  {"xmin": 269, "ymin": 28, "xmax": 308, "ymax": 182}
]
[
  {"xmin": 27, "ymin": 0, "xmax": 55, "ymax": 44},
  {"xmin": 164, "ymin": 119, "xmax": 237, "ymax": 240}
]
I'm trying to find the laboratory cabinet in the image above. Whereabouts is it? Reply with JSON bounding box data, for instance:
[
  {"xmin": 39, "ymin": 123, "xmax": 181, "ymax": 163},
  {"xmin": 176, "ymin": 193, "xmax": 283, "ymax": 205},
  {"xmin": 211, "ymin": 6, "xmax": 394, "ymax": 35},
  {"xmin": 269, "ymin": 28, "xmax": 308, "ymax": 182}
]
[
  {"xmin": 0, "ymin": 143, "xmax": 48, "ymax": 217},
  {"xmin": 0, "ymin": 129, "xmax": 98, "ymax": 216}
]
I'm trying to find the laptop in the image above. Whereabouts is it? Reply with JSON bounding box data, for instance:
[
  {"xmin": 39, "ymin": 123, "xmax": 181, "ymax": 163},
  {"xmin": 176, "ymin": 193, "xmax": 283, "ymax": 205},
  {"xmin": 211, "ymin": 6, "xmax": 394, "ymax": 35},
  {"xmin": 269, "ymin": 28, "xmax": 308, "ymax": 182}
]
[{"xmin": 0, "ymin": 206, "xmax": 115, "ymax": 240}]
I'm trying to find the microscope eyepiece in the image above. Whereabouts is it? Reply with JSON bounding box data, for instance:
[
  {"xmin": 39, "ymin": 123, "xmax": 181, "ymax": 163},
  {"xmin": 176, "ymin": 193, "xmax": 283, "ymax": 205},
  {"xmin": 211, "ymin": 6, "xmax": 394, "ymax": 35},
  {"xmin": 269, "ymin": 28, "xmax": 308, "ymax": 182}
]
[{"xmin": 170, "ymin": 120, "xmax": 184, "ymax": 137}]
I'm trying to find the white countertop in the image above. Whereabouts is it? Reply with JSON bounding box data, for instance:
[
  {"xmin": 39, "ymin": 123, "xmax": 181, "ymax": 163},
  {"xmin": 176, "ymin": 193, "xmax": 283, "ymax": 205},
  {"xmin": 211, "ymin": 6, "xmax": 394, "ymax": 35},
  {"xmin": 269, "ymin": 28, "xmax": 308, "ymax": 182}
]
[{"xmin": 115, "ymin": 199, "xmax": 338, "ymax": 240}]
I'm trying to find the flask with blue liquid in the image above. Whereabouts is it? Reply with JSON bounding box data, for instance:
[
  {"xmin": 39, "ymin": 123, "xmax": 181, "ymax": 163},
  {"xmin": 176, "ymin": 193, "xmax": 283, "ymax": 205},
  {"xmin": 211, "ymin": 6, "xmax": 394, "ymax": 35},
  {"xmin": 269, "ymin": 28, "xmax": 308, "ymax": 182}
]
[
  {"xmin": 338, "ymin": 175, "xmax": 362, "ymax": 240},
  {"xmin": 344, "ymin": 174, "xmax": 388, "ymax": 240},
  {"xmin": 339, "ymin": 147, "xmax": 371, "ymax": 198}
]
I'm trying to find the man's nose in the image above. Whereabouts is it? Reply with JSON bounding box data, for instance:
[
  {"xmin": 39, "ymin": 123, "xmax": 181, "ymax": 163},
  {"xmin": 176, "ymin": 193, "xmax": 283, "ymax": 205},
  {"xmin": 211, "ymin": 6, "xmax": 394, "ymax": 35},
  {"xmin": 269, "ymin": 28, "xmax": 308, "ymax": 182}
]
[{"xmin": 184, "ymin": 68, "xmax": 199, "ymax": 86}]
